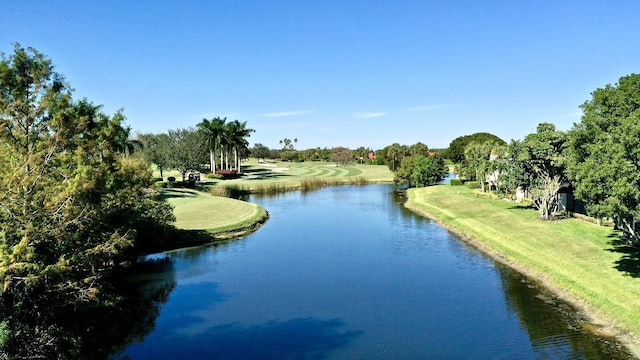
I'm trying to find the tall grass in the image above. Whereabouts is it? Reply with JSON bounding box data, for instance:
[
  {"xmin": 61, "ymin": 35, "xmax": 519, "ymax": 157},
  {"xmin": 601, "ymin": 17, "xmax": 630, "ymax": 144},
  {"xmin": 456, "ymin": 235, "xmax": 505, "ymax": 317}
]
[{"xmin": 209, "ymin": 176, "xmax": 371, "ymax": 198}]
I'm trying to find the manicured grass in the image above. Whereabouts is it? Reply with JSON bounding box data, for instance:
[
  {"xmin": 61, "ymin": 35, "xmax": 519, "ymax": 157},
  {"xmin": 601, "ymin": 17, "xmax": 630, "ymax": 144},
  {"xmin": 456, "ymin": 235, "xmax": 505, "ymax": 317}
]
[
  {"xmin": 162, "ymin": 188, "xmax": 268, "ymax": 236},
  {"xmin": 406, "ymin": 185, "xmax": 640, "ymax": 355},
  {"xmin": 154, "ymin": 159, "xmax": 394, "ymax": 193}
]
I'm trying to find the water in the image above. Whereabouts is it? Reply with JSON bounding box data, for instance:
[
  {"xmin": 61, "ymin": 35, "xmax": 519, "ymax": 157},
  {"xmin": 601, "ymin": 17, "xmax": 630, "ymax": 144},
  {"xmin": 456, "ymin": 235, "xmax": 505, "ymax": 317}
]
[{"xmin": 114, "ymin": 185, "xmax": 631, "ymax": 359}]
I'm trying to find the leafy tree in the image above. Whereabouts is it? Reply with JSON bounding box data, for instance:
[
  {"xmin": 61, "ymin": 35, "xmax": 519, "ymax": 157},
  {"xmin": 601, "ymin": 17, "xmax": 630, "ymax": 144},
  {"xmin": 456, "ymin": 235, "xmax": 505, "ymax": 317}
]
[
  {"xmin": 138, "ymin": 132, "xmax": 171, "ymax": 179},
  {"xmin": 394, "ymin": 155, "xmax": 446, "ymax": 187},
  {"xmin": 251, "ymin": 143, "xmax": 271, "ymax": 160},
  {"xmin": 394, "ymin": 155, "xmax": 422, "ymax": 185},
  {"xmin": 382, "ymin": 143, "xmax": 408, "ymax": 171},
  {"xmin": 408, "ymin": 142, "xmax": 430, "ymax": 157},
  {"xmin": 445, "ymin": 132, "xmax": 506, "ymax": 163},
  {"xmin": 412, "ymin": 155, "xmax": 447, "ymax": 187},
  {"xmin": 330, "ymin": 146, "xmax": 353, "ymax": 166},
  {"xmin": 502, "ymin": 123, "xmax": 567, "ymax": 219},
  {"xmin": 462, "ymin": 141, "xmax": 506, "ymax": 192},
  {"xmin": 0, "ymin": 44, "xmax": 175, "ymax": 356},
  {"xmin": 567, "ymin": 73, "xmax": 640, "ymax": 243},
  {"xmin": 167, "ymin": 127, "xmax": 207, "ymax": 181}
]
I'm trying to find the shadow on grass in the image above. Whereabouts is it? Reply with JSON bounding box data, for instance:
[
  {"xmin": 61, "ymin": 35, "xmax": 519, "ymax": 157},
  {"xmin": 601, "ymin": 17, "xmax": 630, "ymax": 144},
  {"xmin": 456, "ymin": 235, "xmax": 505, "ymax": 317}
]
[
  {"xmin": 507, "ymin": 204, "xmax": 534, "ymax": 210},
  {"xmin": 608, "ymin": 234, "xmax": 640, "ymax": 277}
]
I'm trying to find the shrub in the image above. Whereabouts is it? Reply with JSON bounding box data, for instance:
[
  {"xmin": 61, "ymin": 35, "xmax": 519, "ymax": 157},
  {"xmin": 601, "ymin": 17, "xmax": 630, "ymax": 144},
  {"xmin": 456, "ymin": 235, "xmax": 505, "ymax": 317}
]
[
  {"xmin": 155, "ymin": 181, "xmax": 167, "ymax": 189},
  {"xmin": 464, "ymin": 181, "xmax": 480, "ymax": 189},
  {"xmin": 167, "ymin": 176, "xmax": 176, "ymax": 182},
  {"xmin": 215, "ymin": 169, "xmax": 239, "ymax": 179},
  {"xmin": 205, "ymin": 173, "xmax": 224, "ymax": 180},
  {"xmin": 450, "ymin": 179, "xmax": 463, "ymax": 186}
]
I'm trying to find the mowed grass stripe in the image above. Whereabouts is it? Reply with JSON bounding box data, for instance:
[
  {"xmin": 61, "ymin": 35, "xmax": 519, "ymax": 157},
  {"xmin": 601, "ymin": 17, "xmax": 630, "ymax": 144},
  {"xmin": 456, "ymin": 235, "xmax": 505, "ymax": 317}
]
[
  {"xmin": 406, "ymin": 185, "xmax": 640, "ymax": 354},
  {"xmin": 165, "ymin": 188, "xmax": 267, "ymax": 233}
]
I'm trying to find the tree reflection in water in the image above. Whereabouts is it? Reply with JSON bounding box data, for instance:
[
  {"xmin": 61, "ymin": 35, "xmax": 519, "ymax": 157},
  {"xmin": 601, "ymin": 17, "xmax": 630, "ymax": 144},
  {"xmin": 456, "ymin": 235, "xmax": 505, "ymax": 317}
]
[{"xmin": 1, "ymin": 257, "xmax": 176, "ymax": 359}]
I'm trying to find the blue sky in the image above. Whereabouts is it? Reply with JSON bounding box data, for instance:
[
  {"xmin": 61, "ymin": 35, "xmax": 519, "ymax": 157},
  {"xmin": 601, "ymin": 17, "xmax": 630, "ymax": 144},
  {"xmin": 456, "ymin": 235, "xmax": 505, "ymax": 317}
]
[{"xmin": 2, "ymin": 1, "xmax": 639, "ymax": 149}]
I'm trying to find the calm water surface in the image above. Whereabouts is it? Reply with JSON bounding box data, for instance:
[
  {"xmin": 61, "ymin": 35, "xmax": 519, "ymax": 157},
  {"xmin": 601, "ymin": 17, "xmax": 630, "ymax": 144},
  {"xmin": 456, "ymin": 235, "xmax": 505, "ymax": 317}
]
[{"xmin": 115, "ymin": 185, "xmax": 631, "ymax": 359}]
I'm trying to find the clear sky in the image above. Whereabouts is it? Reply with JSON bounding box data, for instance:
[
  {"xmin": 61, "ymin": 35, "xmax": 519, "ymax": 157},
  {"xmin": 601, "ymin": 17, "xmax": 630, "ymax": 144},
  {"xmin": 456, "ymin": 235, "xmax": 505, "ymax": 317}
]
[{"xmin": 2, "ymin": 1, "xmax": 639, "ymax": 150}]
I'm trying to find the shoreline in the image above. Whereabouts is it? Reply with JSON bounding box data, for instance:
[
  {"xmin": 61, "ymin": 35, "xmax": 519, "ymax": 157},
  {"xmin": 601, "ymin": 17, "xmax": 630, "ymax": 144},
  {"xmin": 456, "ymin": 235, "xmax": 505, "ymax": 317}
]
[{"xmin": 403, "ymin": 196, "xmax": 640, "ymax": 358}]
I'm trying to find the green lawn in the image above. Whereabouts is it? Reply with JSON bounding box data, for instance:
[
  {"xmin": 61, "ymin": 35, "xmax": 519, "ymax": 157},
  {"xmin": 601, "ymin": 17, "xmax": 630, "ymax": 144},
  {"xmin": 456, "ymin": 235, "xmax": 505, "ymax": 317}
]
[
  {"xmin": 162, "ymin": 188, "xmax": 268, "ymax": 235},
  {"xmin": 155, "ymin": 159, "xmax": 394, "ymax": 191},
  {"xmin": 406, "ymin": 185, "xmax": 640, "ymax": 356}
]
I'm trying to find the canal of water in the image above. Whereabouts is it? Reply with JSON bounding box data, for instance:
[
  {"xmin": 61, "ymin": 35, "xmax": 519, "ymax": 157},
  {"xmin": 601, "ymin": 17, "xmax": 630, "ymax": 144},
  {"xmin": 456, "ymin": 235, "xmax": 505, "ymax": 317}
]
[{"xmin": 114, "ymin": 184, "xmax": 631, "ymax": 359}]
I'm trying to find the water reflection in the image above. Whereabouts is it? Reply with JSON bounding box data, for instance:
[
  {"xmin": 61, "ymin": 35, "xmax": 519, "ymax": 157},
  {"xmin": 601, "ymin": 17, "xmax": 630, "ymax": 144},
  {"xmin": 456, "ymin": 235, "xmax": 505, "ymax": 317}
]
[{"xmin": 111, "ymin": 185, "xmax": 632, "ymax": 359}]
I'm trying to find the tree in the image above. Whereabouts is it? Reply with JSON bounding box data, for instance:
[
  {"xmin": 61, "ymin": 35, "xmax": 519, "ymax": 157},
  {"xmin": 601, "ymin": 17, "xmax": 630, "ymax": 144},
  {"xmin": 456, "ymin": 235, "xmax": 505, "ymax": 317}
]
[
  {"xmin": 412, "ymin": 155, "xmax": 447, "ymax": 187},
  {"xmin": 408, "ymin": 142, "xmax": 430, "ymax": 157},
  {"xmin": 251, "ymin": 143, "xmax": 271, "ymax": 160},
  {"xmin": 330, "ymin": 146, "xmax": 353, "ymax": 166},
  {"xmin": 138, "ymin": 132, "xmax": 171, "ymax": 179},
  {"xmin": 0, "ymin": 44, "xmax": 175, "ymax": 356},
  {"xmin": 445, "ymin": 132, "xmax": 506, "ymax": 163},
  {"xmin": 502, "ymin": 123, "xmax": 567, "ymax": 219},
  {"xmin": 167, "ymin": 127, "xmax": 207, "ymax": 181},
  {"xmin": 226, "ymin": 119, "xmax": 254, "ymax": 172},
  {"xmin": 567, "ymin": 73, "xmax": 640, "ymax": 244},
  {"xmin": 197, "ymin": 117, "xmax": 226, "ymax": 173},
  {"xmin": 382, "ymin": 143, "xmax": 408, "ymax": 171},
  {"xmin": 462, "ymin": 141, "xmax": 506, "ymax": 192},
  {"xmin": 394, "ymin": 155, "xmax": 422, "ymax": 186}
]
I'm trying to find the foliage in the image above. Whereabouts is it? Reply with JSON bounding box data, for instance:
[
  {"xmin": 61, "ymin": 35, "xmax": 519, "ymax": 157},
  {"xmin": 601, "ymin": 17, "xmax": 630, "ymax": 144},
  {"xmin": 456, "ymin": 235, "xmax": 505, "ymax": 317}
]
[
  {"xmin": 465, "ymin": 181, "xmax": 481, "ymax": 189},
  {"xmin": 567, "ymin": 73, "xmax": 640, "ymax": 244},
  {"xmin": 197, "ymin": 117, "xmax": 226, "ymax": 173},
  {"xmin": 445, "ymin": 132, "xmax": 506, "ymax": 163},
  {"xmin": 381, "ymin": 143, "xmax": 409, "ymax": 171},
  {"xmin": 205, "ymin": 173, "xmax": 224, "ymax": 180},
  {"xmin": 394, "ymin": 155, "xmax": 422, "ymax": 185},
  {"xmin": 502, "ymin": 123, "xmax": 567, "ymax": 220},
  {"xmin": 137, "ymin": 132, "xmax": 171, "ymax": 179},
  {"xmin": 251, "ymin": 143, "xmax": 271, "ymax": 159},
  {"xmin": 330, "ymin": 146, "xmax": 353, "ymax": 166},
  {"xmin": 0, "ymin": 44, "xmax": 175, "ymax": 357},
  {"xmin": 461, "ymin": 141, "xmax": 507, "ymax": 192},
  {"xmin": 166, "ymin": 127, "xmax": 207, "ymax": 181},
  {"xmin": 411, "ymin": 155, "xmax": 447, "ymax": 187},
  {"xmin": 450, "ymin": 179, "xmax": 464, "ymax": 186}
]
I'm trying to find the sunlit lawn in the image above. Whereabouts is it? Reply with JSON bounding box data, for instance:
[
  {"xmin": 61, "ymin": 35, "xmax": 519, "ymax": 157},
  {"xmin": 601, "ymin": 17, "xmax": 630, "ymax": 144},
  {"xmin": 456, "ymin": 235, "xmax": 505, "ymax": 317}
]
[
  {"xmin": 162, "ymin": 188, "xmax": 267, "ymax": 234},
  {"xmin": 155, "ymin": 158, "xmax": 394, "ymax": 191},
  {"xmin": 407, "ymin": 185, "xmax": 640, "ymax": 352}
]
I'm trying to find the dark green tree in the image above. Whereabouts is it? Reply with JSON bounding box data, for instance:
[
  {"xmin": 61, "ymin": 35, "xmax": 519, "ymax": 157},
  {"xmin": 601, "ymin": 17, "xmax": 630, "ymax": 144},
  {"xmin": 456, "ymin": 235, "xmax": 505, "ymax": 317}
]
[
  {"xmin": 445, "ymin": 132, "xmax": 506, "ymax": 163},
  {"xmin": 0, "ymin": 44, "xmax": 175, "ymax": 357},
  {"xmin": 329, "ymin": 146, "xmax": 353, "ymax": 166},
  {"xmin": 502, "ymin": 123, "xmax": 567, "ymax": 219},
  {"xmin": 567, "ymin": 73, "xmax": 640, "ymax": 243},
  {"xmin": 251, "ymin": 143, "xmax": 271, "ymax": 160},
  {"xmin": 412, "ymin": 155, "xmax": 447, "ymax": 187},
  {"xmin": 138, "ymin": 132, "xmax": 172, "ymax": 179},
  {"xmin": 167, "ymin": 127, "xmax": 207, "ymax": 181}
]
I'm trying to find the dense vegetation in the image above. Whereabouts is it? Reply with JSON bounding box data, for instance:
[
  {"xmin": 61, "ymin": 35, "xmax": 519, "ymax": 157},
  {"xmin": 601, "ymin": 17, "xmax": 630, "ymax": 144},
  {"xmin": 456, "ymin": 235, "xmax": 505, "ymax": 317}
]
[{"xmin": 0, "ymin": 45, "xmax": 175, "ymax": 358}]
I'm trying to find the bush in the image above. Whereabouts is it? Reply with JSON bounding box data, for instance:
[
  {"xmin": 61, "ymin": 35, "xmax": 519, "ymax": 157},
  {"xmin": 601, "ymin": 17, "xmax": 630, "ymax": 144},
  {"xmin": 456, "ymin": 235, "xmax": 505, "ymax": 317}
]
[
  {"xmin": 167, "ymin": 176, "xmax": 176, "ymax": 182},
  {"xmin": 215, "ymin": 169, "xmax": 239, "ymax": 179},
  {"xmin": 205, "ymin": 173, "xmax": 224, "ymax": 180},
  {"xmin": 465, "ymin": 181, "xmax": 481, "ymax": 189},
  {"xmin": 450, "ymin": 179, "xmax": 463, "ymax": 186},
  {"xmin": 155, "ymin": 181, "xmax": 167, "ymax": 189}
]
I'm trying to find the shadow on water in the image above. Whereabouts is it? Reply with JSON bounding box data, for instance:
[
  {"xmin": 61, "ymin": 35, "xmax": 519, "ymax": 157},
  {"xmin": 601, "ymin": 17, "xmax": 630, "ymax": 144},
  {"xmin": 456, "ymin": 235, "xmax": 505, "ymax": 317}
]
[
  {"xmin": 1, "ymin": 257, "xmax": 177, "ymax": 359},
  {"xmin": 129, "ymin": 317, "xmax": 363, "ymax": 360}
]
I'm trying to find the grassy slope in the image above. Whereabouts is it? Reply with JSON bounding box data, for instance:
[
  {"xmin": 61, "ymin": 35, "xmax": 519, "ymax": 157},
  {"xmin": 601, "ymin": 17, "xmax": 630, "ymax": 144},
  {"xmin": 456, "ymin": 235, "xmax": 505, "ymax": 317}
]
[
  {"xmin": 406, "ymin": 185, "xmax": 640, "ymax": 355},
  {"xmin": 163, "ymin": 188, "xmax": 268, "ymax": 235}
]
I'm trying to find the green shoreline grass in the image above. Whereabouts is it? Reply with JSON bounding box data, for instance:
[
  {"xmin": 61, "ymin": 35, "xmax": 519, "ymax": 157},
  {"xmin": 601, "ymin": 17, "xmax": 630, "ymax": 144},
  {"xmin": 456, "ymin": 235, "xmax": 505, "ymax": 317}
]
[
  {"xmin": 405, "ymin": 185, "xmax": 640, "ymax": 357},
  {"xmin": 163, "ymin": 188, "xmax": 269, "ymax": 240}
]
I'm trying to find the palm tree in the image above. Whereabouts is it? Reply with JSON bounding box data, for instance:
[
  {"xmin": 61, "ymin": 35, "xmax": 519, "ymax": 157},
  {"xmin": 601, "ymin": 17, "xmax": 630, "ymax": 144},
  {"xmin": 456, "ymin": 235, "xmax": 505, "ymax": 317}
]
[
  {"xmin": 197, "ymin": 117, "xmax": 226, "ymax": 173},
  {"xmin": 222, "ymin": 120, "xmax": 255, "ymax": 172}
]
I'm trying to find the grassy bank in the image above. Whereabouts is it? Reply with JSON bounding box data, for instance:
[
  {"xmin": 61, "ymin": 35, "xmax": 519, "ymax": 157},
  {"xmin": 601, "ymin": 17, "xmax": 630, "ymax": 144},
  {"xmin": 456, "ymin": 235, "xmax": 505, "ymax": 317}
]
[
  {"xmin": 406, "ymin": 185, "xmax": 640, "ymax": 356},
  {"xmin": 163, "ymin": 188, "xmax": 268, "ymax": 238},
  {"xmin": 155, "ymin": 160, "xmax": 393, "ymax": 193}
]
